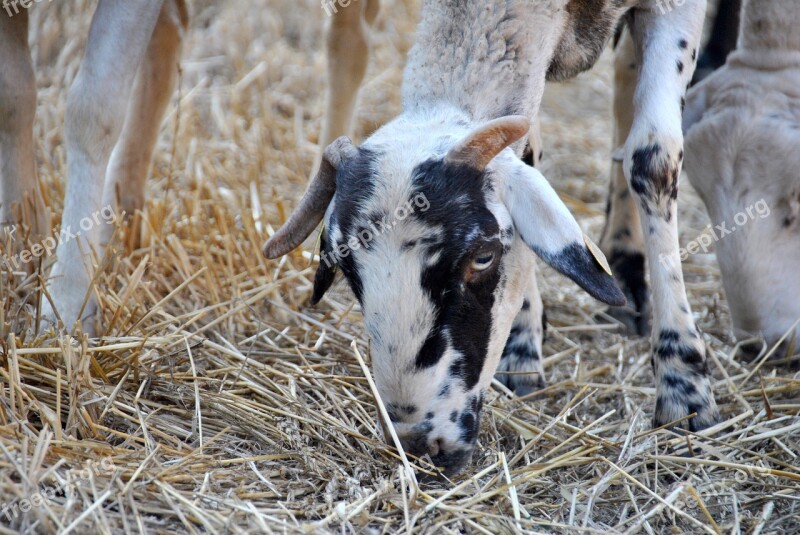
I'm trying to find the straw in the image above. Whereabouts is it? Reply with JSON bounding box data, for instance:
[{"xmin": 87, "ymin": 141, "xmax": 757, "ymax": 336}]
[{"xmin": 0, "ymin": 0, "xmax": 796, "ymax": 532}]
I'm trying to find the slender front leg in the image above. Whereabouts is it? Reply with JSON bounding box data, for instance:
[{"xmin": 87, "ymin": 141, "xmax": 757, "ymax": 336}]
[
  {"xmin": 626, "ymin": 0, "xmax": 719, "ymax": 431},
  {"xmin": 319, "ymin": 0, "xmax": 377, "ymax": 149},
  {"xmin": 0, "ymin": 10, "xmax": 49, "ymax": 241},
  {"xmin": 496, "ymin": 266, "xmax": 546, "ymax": 396},
  {"xmin": 600, "ymin": 29, "xmax": 650, "ymax": 336},
  {"xmin": 41, "ymin": 0, "xmax": 164, "ymax": 333},
  {"xmin": 102, "ymin": 0, "xmax": 188, "ymax": 246}
]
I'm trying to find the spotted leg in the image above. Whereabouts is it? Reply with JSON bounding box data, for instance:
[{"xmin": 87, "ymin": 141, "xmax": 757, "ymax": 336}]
[
  {"xmin": 496, "ymin": 267, "xmax": 546, "ymax": 396},
  {"xmin": 625, "ymin": 0, "xmax": 719, "ymax": 430},
  {"xmin": 599, "ymin": 29, "xmax": 650, "ymax": 336}
]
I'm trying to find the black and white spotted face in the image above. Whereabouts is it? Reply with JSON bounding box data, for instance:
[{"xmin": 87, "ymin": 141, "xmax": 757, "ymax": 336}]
[{"xmin": 309, "ymin": 117, "xmax": 623, "ymax": 476}]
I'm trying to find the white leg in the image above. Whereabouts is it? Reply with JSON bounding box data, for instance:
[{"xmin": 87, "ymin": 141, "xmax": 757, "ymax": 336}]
[
  {"xmin": 41, "ymin": 0, "xmax": 165, "ymax": 334},
  {"xmin": 625, "ymin": 0, "xmax": 719, "ymax": 430},
  {"xmin": 102, "ymin": 0, "xmax": 188, "ymax": 246}
]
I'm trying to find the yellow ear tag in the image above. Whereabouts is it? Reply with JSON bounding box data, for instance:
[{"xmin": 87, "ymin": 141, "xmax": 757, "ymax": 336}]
[
  {"xmin": 584, "ymin": 233, "xmax": 613, "ymax": 276},
  {"xmin": 310, "ymin": 224, "xmax": 325, "ymax": 269},
  {"xmin": 313, "ymin": 224, "xmax": 338, "ymax": 274}
]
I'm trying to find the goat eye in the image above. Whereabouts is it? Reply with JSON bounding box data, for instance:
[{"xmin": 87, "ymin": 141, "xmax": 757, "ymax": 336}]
[{"xmin": 471, "ymin": 253, "xmax": 495, "ymax": 272}]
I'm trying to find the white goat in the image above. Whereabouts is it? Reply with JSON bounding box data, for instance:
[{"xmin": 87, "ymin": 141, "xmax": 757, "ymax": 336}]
[
  {"xmin": 684, "ymin": 0, "xmax": 800, "ymax": 361},
  {"xmin": 266, "ymin": 0, "xmax": 718, "ymax": 476}
]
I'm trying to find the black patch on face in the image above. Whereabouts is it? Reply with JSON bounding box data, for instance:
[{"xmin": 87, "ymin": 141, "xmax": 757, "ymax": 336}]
[
  {"xmin": 427, "ymin": 448, "xmax": 473, "ymax": 478},
  {"xmin": 457, "ymin": 393, "xmax": 483, "ymax": 445},
  {"xmin": 413, "ymin": 420, "xmax": 433, "ymax": 436},
  {"xmin": 416, "ymin": 327, "xmax": 448, "ymax": 368},
  {"xmin": 458, "ymin": 411, "xmax": 478, "ymax": 444},
  {"xmin": 328, "ymin": 148, "xmax": 380, "ymax": 303},
  {"xmin": 425, "ymin": 412, "xmax": 434, "ymax": 420},
  {"xmin": 521, "ymin": 299, "xmax": 530, "ymax": 311},
  {"xmin": 406, "ymin": 159, "xmax": 504, "ymax": 392},
  {"xmin": 386, "ymin": 403, "xmax": 418, "ymax": 423},
  {"xmin": 471, "ymin": 393, "xmax": 484, "ymax": 414},
  {"xmin": 437, "ymin": 383, "xmax": 450, "ymax": 398},
  {"xmin": 677, "ymin": 60, "xmax": 684, "ymax": 74},
  {"xmin": 449, "ymin": 410, "xmax": 458, "ymax": 423},
  {"xmin": 678, "ymin": 38, "xmax": 688, "ymax": 49}
]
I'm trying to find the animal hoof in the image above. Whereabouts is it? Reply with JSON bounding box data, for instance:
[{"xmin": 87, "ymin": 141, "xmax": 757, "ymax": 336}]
[
  {"xmin": 607, "ymin": 302, "xmax": 650, "ymax": 337},
  {"xmin": 512, "ymin": 375, "xmax": 547, "ymax": 399},
  {"xmin": 39, "ymin": 295, "xmax": 98, "ymax": 337}
]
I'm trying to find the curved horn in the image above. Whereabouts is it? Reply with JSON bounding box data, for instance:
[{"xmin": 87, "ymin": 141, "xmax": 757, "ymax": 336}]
[
  {"xmin": 445, "ymin": 115, "xmax": 530, "ymax": 169},
  {"xmin": 262, "ymin": 136, "xmax": 356, "ymax": 259}
]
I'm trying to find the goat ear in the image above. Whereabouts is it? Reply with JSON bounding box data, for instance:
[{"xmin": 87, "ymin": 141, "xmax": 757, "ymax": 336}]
[
  {"xmin": 311, "ymin": 231, "xmax": 337, "ymax": 304},
  {"xmin": 502, "ymin": 161, "xmax": 626, "ymax": 306}
]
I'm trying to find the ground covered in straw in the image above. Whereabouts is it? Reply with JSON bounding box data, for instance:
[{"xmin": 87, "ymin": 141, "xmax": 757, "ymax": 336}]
[{"xmin": 0, "ymin": 0, "xmax": 798, "ymax": 533}]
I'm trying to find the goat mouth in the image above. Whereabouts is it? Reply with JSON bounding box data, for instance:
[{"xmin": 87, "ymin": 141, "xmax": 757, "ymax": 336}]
[{"xmin": 420, "ymin": 448, "xmax": 474, "ymax": 482}]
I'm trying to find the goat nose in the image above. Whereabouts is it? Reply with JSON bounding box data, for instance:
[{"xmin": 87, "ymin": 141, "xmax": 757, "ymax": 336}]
[
  {"xmin": 398, "ymin": 432, "xmax": 444, "ymax": 459},
  {"xmin": 398, "ymin": 432, "xmax": 473, "ymax": 476}
]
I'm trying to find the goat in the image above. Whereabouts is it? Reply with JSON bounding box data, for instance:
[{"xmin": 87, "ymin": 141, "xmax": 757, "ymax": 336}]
[
  {"xmin": 0, "ymin": 1, "xmax": 371, "ymax": 336},
  {"xmin": 684, "ymin": 0, "xmax": 800, "ymax": 362},
  {"xmin": 265, "ymin": 0, "xmax": 719, "ymax": 476}
]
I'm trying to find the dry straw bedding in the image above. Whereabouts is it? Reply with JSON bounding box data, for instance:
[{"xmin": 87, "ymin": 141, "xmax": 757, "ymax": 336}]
[{"xmin": 0, "ymin": 0, "xmax": 797, "ymax": 533}]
